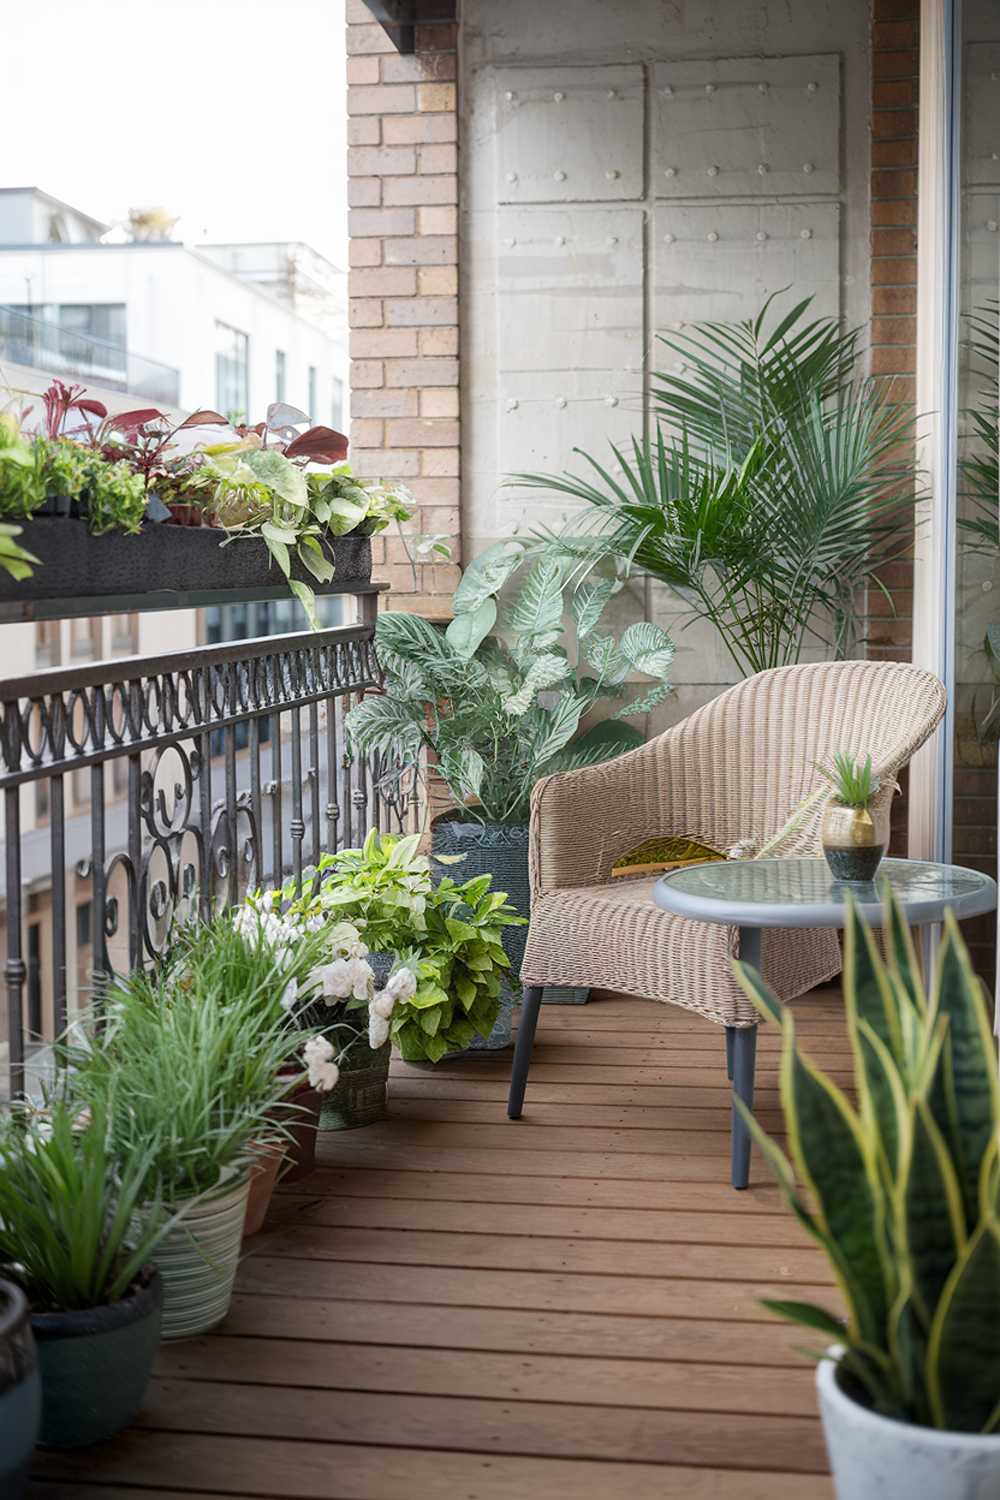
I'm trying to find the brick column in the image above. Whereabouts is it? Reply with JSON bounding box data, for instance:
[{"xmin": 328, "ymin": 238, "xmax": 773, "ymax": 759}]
[{"xmin": 346, "ymin": 1, "xmax": 462, "ymax": 613}]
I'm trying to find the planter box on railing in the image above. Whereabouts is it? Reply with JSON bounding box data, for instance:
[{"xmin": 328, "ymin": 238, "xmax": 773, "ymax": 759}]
[{"xmin": 0, "ymin": 518, "xmax": 372, "ymax": 607}]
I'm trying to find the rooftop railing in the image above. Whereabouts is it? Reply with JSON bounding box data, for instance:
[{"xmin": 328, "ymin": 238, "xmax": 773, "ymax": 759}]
[
  {"xmin": 0, "ymin": 610, "xmax": 414, "ymax": 1100},
  {"xmin": 0, "ymin": 305, "xmax": 181, "ymax": 406}
]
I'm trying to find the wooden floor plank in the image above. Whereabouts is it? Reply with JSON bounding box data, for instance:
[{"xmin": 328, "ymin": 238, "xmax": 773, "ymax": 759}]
[
  {"xmin": 39, "ymin": 986, "xmax": 839, "ymax": 1495},
  {"xmin": 272, "ymin": 1193, "xmax": 809, "ymax": 1247},
  {"xmin": 136, "ymin": 1378, "xmax": 830, "ymax": 1472},
  {"xmin": 219, "ymin": 1294, "xmax": 810, "ymax": 1365},
  {"xmin": 237, "ymin": 1256, "xmax": 841, "ymax": 1320},
  {"xmin": 295, "ymin": 1165, "xmax": 789, "ymax": 1213},
  {"xmin": 33, "ymin": 1434, "xmax": 835, "ymax": 1498}
]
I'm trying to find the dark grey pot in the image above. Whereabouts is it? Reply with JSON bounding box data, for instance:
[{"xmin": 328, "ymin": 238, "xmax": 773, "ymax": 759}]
[
  {"xmin": 0, "ymin": 1279, "xmax": 40, "ymax": 1496},
  {"xmin": 31, "ymin": 1266, "xmax": 163, "ymax": 1449},
  {"xmin": 0, "ymin": 518, "xmax": 372, "ymax": 603}
]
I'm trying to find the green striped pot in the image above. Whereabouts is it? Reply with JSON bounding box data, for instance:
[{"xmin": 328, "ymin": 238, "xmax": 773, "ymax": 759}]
[{"xmin": 150, "ymin": 1172, "xmax": 251, "ymax": 1341}]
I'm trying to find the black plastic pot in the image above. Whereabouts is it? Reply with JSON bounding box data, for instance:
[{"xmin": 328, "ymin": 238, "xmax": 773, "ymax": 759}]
[
  {"xmin": 35, "ymin": 494, "xmax": 71, "ymax": 518},
  {"xmin": 31, "ymin": 1266, "xmax": 163, "ymax": 1448},
  {"xmin": 0, "ymin": 517, "xmax": 373, "ymax": 604},
  {"xmin": 0, "ymin": 1279, "xmax": 40, "ymax": 1496}
]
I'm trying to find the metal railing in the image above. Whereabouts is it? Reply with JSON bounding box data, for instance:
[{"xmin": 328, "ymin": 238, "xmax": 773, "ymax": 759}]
[
  {"xmin": 0, "ymin": 615, "xmax": 415, "ymax": 1099},
  {"xmin": 0, "ymin": 305, "xmax": 181, "ymax": 406}
]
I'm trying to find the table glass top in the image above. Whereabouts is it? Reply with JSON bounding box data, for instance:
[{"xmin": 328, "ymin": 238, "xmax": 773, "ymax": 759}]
[{"xmin": 655, "ymin": 857, "xmax": 997, "ymax": 928}]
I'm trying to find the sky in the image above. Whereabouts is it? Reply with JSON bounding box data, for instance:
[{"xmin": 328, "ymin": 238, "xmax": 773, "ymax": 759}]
[{"xmin": 2, "ymin": 0, "xmax": 349, "ymax": 266}]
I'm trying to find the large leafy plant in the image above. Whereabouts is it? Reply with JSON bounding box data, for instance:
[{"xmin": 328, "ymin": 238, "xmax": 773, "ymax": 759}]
[
  {"xmin": 734, "ymin": 888, "xmax": 1000, "ymax": 1432},
  {"xmin": 516, "ymin": 296, "xmax": 919, "ymax": 677},
  {"xmin": 347, "ymin": 544, "xmax": 674, "ymax": 825},
  {"xmin": 286, "ymin": 830, "xmax": 526, "ymax": 1062}
]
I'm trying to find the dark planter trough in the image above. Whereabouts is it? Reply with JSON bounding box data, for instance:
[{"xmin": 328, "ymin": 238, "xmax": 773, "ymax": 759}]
[{"xmin": 0, "ymin": 518, "xmax": 372, "ymax": 606}]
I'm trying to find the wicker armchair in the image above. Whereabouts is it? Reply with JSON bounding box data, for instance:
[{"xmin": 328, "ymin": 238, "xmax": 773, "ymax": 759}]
[{"xmin": 508, "ymin": 660, "xmax": 947, "ymax": 1184}]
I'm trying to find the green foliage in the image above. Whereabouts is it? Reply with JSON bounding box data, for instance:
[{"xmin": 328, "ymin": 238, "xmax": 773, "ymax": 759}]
[
  {"xmin": 287, "ymin": 830, "xmax": 526, "ymax": 1062},
  {"xmin": 0, "ymin": 1096, "xmax": 171, "ymax": 1313},
  {"xmin": 733, "ymin": 888, "xmax": 1000, "ymax": 1432},
  {"xmin": 816, "ymin": 751, "xmax": 878, "ymax": 808},
  {"xmin": 515, "ymin": 296, "xmax": 920, "ymax": 677},
  {"xmin": 347, "ymin": 545, "xmax": 673, "ymax": 824},
  {"xmin": 957, "ymin": 301, "xmax": 999, "ymax": 554},
  {"xmin": 79, "ymin": 454, "xmax": 147, "ymax": 535},
  {"xmin": 0, "ymin": 523, "xmax": 38, "ymax": 581},
  {"xmin": 0, "ymin": 412, "xmax": 44, "ymax": 516},
  {"xmin": 67, "ymin": 947, "xmax": 303, "ymax": 1204}
]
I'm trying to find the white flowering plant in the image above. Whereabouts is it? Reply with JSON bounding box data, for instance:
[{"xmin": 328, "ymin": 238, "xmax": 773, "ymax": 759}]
[{"xmin": 284, "ymin": 830, "xmax": 526, "ymax": 1063}]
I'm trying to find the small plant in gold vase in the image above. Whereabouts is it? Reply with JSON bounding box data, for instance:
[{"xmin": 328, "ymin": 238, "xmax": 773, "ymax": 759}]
[{"xmin": 816, "ymin": 751, "xmax": 886, "ymax": 882}]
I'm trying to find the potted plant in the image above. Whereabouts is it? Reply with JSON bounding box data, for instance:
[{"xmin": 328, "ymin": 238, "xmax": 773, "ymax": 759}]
[
  {"xmin": 816, "ymin": 752, "xmax": 888, "ymax": 882},
  {"xmin": 732, "ymin": 888, "xmax": 1000, "ymax": 1500},
  {"xmin": 0, "ymin": 385, "xmax": 405, "ymax": 622},
  {"xmin": 289, "ymin": 830, "xmax": 526, "ymax": 1064},
  {"xmin": 0, "ymin": 1097, "xmax": 169, "ymax": 1448},
  {"xmin": 515, "ymin": 295, "xmax": 921, "ymax": 678},
  {"xmin": 0, "ymin": 1278, "xmax": 39, "ymax": 1494},
  {"xmin": 69, "ymin": 947, "xmax": 309, "ymax": 1340},
  {"xmin": 345, "ymin": 546, "xmax": 673, "ymax": 996}
]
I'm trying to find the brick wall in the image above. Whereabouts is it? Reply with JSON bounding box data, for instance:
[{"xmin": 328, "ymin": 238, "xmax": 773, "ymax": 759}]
[{"xmin": 346, "ymin": 0, "xmax": 462, "ymax": 614}]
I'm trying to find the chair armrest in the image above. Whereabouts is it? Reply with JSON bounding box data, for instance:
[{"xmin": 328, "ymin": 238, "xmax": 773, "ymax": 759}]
[{"xmin": 529, "ymin": 731, "xmax": 693, "ymax": 897}]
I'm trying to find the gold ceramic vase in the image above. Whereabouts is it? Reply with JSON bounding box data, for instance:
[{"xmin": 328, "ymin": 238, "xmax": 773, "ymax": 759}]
[{"xmin": 820, "ymin": 802, "xmax": 885, "ymax": 882}]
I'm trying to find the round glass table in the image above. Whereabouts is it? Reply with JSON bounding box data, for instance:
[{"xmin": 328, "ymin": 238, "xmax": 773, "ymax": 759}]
[{"xmin": 653, "ymin": 857, "xmax": 997, "ymax": 1188}]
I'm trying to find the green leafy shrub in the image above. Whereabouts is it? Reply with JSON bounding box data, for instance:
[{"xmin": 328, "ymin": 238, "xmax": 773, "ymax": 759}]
[
  {"xmin": 734, "ymin": 888, "xmax": 1000, "ymax": 1432},
  {"xmin": 347, "ymin": 544, "xmax": 674, "ymax": 825},
  {"xmin": 286, "ymin": 830, "xmax": 525, "ymax": 1061}
]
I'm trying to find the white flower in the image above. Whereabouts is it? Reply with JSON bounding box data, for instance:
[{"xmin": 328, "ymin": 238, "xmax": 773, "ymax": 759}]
[
  {"xmin": 371, "ymin": 990, "xmax": 395, "ymax": 1019},
  {"xmin": 303, "ymin": 1034, "xmax": 334, "ymax": 1066},
  {"xmin": 385, "ymin": 966, "xmax": 417, "ymax": 1002},
  {"xmin": 280, "ymin": 977, "xmax": 299, "ymax": 1012},
  {"xmin": 310, "ymin": 1059, "xmax": 340, "ymax": 1092},
  {"xmin": 319, "ymin": 955, "xmax": 374, "ymax": 1002},
  {"xmin": 369, "ymin": 1012, "xmax": 390, "ymax": 1049},
  {"xmin": 327, "ymin": 920, "xmax": 369, "ymax": 959}
]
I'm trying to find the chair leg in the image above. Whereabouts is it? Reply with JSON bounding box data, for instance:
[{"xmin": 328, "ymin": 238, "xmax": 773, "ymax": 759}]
[
  {"xmin": 730, "ymin": 1025, "xmax": 758, "ymax": 1190},
  {"xmin": 725, "ymin": 1026, "xmax": 735, "ymax": 1081},
  {"xmin": 508, "ymin": 986, "xmax": 543, "ymax": 1120}
]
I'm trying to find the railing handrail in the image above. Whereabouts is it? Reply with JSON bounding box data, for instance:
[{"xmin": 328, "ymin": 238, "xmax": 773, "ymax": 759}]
[{"xmin": 0, "ymin": 621, "xmax": 374, "ymax": 703}]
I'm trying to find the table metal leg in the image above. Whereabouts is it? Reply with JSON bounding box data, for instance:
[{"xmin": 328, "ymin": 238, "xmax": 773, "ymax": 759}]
[{"xmin": 731, "ymin": 926, "xmax": 761, "ymax": 1189}]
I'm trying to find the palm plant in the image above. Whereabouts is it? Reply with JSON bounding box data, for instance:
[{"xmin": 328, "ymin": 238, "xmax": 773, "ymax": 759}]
[
  {"xmin": 515, "ymin": 296, "xmax": 920, "ymax": 678},
  {"xmin": 734, "ymin": 887, "xmax": 1000, "ymax": 1431},
  {"xmin": 957, "ymin": 301, "xmax": 999, "ymax": 553}
]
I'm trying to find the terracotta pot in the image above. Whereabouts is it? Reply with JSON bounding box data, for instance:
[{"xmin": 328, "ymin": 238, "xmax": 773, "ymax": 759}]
[
  {"xmin": 276, "ymin": 1075, "xmax": 322, "ymax": 1184},
  {"xmin": 242, "ymin": 1141, "xmax": 285, "ymax": 1238},
  {"xmin": 165, "ymin": 502, "xmax": 201, "ymax": 528}
]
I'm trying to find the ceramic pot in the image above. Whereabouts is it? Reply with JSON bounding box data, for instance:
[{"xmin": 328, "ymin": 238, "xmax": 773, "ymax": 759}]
[
  {"xmin": 242, "ymin": 1141, "xmax": 285, "ymax": 1238},
  {"xmin": 32, "ymin": 1267, "xmax": 162, "ymax": 1448},
  {"xmin": 151, "ymin": 1173, "xmax": 250, "ymax": 1341},
  {"xmin": 817, "ymin": 1349, "xmax": 1000, "ymax": 1500},
  {"xmin": 0, "ymin": 1279, "xmax": 40, "ymax": 1492},
  {"xmin": 430, "ymin": 813, "xmax": 529, "ymax": 1050},
  {"xmin": 820, "ymin": 802, "xmax": 886, "ymax": 882},
  {"xmin": 319, "ymin": 1040, "xmax": 390, "ymax": 1131}
]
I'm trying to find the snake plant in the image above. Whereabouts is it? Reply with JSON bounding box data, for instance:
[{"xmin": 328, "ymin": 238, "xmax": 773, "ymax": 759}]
[{"xmin": 733, "ymin": 887, "xmax": 1000, "ymax": 1433}]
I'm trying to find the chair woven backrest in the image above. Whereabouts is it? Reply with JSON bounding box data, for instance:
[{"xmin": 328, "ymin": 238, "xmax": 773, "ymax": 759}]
[
  {"xmin": 658, "ymin": 659, "xmax": 946, "ymax": 856},
  {"xmin": 531, "ymin": 660, "xmax": 946, "ymax": 895}
]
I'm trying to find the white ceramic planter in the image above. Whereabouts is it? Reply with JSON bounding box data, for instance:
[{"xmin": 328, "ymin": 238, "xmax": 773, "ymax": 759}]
[
  {"xmin": 148, "ymin": 1172, "xmax": 251, "ymax": 1341},
  {"xmin": 817, "ymin": 1349, "xmax": 1000, "ymax": 1500}
]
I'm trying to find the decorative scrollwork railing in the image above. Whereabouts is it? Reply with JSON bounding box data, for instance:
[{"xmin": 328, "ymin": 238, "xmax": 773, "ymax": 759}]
[{"xmin": 0, "ymin": 613, "xmax": 417, "ymax": 1099}]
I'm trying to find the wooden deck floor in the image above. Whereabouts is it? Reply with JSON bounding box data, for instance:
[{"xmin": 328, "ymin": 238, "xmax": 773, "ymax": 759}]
[{"xmin": 31, "ymin": 989, "xmax": 846, "ymax": 1499}]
